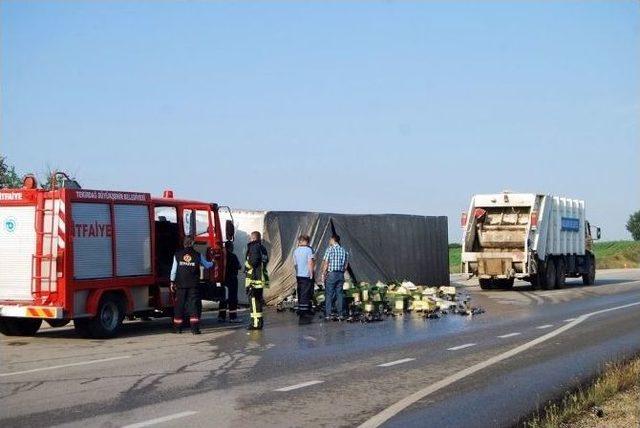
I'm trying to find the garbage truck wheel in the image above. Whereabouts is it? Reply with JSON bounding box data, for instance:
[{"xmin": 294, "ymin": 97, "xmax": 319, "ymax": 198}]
[
  {"xmin": 529, "ymin": 275, "xmax": 540, "ymax": 290},
  {"xmin": 543, "ymin": 260, "xmax": 556, "ymax": 290},
  {"xmin": 582, "ymin": 255, "xmax": 596, "ymax": 285},
  {"xmin": 555, "ymin": 259, "xmax": 566, "ymax": 289},
  {"xmin": 501, "ymin": 278, "xmax": 514, "ymax": 290},
  {"xmin": 479, "ymin": 279, "xmax": 494, "ymax": 290}
]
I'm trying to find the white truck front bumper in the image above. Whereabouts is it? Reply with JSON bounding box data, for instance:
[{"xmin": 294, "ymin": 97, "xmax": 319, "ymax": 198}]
[{"xmin": 0, "ymin": 305, "xmax": 64, "ymax": 319}]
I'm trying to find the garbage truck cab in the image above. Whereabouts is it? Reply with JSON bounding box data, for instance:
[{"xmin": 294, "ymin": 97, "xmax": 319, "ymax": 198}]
[{"xmin": 461, "ymin": 192, "xmax": 600, "ymax": 290}]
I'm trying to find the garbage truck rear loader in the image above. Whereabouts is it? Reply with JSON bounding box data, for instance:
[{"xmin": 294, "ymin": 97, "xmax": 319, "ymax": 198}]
[{"xmin": 461, "ymin": 192, "xmax": 600, "ymax": 290}]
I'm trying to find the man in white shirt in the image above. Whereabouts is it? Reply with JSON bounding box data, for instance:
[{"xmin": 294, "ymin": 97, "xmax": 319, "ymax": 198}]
[{"xmin": 293, "ymin": 235, "xmax": 315, "ymax": 324}]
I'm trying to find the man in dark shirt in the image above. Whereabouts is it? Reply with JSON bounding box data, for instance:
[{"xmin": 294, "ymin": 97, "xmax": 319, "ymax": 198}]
[
  {"xmin": 245, "ymin": 231, "xmax": 269, "ymax": 330},
  {"xmin": 170, "ymin": 237, "xmax": 214, "ymax": 334},
  {"xmin": 218, "ymin": 241, "xmax": 241, "ymax": 322}
]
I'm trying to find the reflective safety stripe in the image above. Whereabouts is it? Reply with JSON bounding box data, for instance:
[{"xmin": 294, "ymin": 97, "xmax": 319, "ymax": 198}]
[
  {"xmin": 26, "ymin": 307, "xmax": 56, "ymax": 318},
  {"xmin": 189, "ymin": 317, "xmax": 200, "ymax": 322},
  {"xmin": 173, "ymin": 318, "xmax": 183, "ymax": 324},
  {"xmin": 245, "ymin": 261, "xmax": 270, "ymax": 288},
  {"xmin": 250, "ymin": 297, "xmax": 263, "ymax": 328}
]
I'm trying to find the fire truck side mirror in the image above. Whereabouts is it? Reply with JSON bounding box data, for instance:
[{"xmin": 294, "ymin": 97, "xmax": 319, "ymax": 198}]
[
  {"xmin": 225, "ymin": 219, "xmax": 235, "ymax": 241},
  {"xmin": 596, "ymin": 227, "xmax": 601, "ymax": 240}
]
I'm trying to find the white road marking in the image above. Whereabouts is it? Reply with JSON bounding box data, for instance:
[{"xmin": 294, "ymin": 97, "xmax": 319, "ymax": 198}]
[
  {"xmin": 358, "ymin": 300, "xmax": 640, "ymax": 428},
  {"xmin": 378, "ymin": 358, "xmax": 415, "ymax": 367},
  {"xmin": 536, "ymin": 324, "xmax": 553, "ymax": 329},
  {"xmin": 497, "ymin": 332, "xmax": 521, "ymax": 338},
  {"xmin": 564, "ymin": 318, "xmax": 576, "ymax": 322},
  {"xmin": 447, "ymin": 343, "xmax": 476, "ymax": 351},
  {"xmin": 303, "ymin": 335, "xmax": 317, "ymax": 341},
  {"xmin": 275, "ymin": 380, "xmax": 324, "ymax": 392},
  {"xmin": 122, "ymin": 411, "xmax": 198, "ymax": 428},
  {"xmin": 0, "ymin": 355, "xmax": 131, "ymax": 377}
]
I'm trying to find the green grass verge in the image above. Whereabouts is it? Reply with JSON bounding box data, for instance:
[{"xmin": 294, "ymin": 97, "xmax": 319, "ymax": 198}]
[
  {"xmin": 448, "ymin": 241, "xmax": 640, "ymax": 273},
  {"xmin": 592, "ymin": 241, "xmax": 640, "ymax": 269},
  {"xmin": 448, "ymin": 244, "xmax": 461, "ymax": 273},
  {"xmin": 525, "ymin": 355, "xmax": 640, "ymax": 427}
]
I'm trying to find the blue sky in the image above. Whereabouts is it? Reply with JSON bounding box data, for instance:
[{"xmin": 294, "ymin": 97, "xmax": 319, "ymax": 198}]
[{"xmin": 2, "ymin": 1, "xmax": 638, "ymax": 241}]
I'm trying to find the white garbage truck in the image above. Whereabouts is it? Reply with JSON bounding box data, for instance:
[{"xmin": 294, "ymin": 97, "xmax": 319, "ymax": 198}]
[{"xmin": 461, "ymin": 192, "xmax": 600, "ymax": 290}]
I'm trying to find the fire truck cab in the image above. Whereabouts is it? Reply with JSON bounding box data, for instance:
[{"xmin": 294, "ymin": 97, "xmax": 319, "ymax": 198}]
[{"xmin": 0, "ymin": 175, "xmax": 234, "ymax": 338}]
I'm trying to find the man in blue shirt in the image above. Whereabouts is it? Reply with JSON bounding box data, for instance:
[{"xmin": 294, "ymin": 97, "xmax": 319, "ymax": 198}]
[
  {"xmin": 293, "ymin": 235, "xmax": 315, "ymax": 324},
  {"xmin": 321, "ymin": 234, "xmax": 349, "ymax": 321}
]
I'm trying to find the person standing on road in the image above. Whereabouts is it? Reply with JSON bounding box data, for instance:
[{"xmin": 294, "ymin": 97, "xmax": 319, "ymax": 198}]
[
  {"xmin": 170, "ymin": 237, "xmax": 214, "ymax": 335},
  {"xmin": 321, "ymin": 234, "xmax": 349, "ymax": 321},
  {"xmin": 245, "ymin": 231, "xmax": 269, "ymax": 330},
  {"xmin": 293, "ymin": 235, "xmax": 315, "ymax": 324},
  {"xmin": 218, "ymin": 241, "xmax": 241, "ymax": 323}
]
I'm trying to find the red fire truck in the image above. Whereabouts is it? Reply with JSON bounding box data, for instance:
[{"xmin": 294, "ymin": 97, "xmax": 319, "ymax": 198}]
[{"xmin": 0, "ymin": 174, "xmax": 234, "ymax": 338}]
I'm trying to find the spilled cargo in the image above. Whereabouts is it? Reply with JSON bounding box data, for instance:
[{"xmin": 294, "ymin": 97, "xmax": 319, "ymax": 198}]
[{"xmin": 276, "ymin": 280, "xmax": 484, "ymax": 322}]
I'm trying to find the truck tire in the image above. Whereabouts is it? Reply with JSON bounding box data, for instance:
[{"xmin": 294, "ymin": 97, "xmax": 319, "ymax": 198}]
[
  {"xmin": 555, "ymin": 259, "xmax": 566, "ymax": 289},
  {"xmin": 77, "ymin": 294, "xmax": 125, "ymax": 338},
  {"xmin": 0, "ymin": 317, "xmax": 20, "ymax": 335},
  {"xmin": 582, "ymin": 255, "xmax": 596, "ymax": 285},
  {"xmin": 530, "ymin": 275, "xmax": 541, "ymax": 290},
  {"xmin": 496, "ymin": 278, "xmax": 514, "ymax": 290},
  {"xmin": 0, "ymin": 317, "xmax": 42, "ymax": 336},
  {"xmin": 543, "ymin": 260, "xmax": 556, "ymax": 290},
  {"xmin": 73, "ymin": 318, "xmax": 91, "ymax": 337},
  {"xmin": 479, "ymin": 279, "xmax": 494, "ymax": 290}
]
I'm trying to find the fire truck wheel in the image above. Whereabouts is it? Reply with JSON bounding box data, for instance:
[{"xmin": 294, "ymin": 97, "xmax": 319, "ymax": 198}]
[
  {"xmin": 46, "ymin": 319, "xmax": 71, "ymax": 328},
  {"xmin": 73, "ymin": 319, "xmax": 91, "ymax": 337},
  {"xmin": 88, "ymin": 294, "xmax": 126, "ymax": 338},
  {"xmin": 0, "ymin": 317, "xmax": 17, "ymax": 335},
  {"xmin": 0, "ymin": 317, "xmax": 42, "ymax": 336}
]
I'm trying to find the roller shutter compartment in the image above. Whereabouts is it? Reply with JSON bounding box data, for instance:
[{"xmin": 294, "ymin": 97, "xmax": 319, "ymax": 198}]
[{"xmin": 114, "ymin": 204, "xmax": 151, "ymax": 277}]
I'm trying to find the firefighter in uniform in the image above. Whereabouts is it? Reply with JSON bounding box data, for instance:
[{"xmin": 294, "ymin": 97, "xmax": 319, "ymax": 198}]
[
  {"xmin": 170, "ymin": 237, "xmax": 214, "ymax": 334},
  {"xmin": 245, "ymin": 231, "xmax": 269, "ymax": 330}
]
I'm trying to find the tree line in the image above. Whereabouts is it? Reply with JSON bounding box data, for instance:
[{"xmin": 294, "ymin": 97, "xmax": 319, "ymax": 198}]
[{"xmin": 0, "ymin": 155, "xmax": 72, "ymax": 190}]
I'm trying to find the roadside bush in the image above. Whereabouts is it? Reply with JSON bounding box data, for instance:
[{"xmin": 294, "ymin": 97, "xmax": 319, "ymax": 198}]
[{"xmin": 627, "ymin": 210, "xmax": 640, "ymax": 241}]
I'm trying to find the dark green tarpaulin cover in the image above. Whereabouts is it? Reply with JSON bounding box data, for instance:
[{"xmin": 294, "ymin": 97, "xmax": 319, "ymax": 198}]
[{"xmin": 260, "ymin": 212, "xmax": 449, "ymax": 305}]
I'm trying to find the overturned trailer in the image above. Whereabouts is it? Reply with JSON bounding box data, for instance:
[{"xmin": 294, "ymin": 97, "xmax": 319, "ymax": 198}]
[{"xmin": 221, "ymin": 211, "xmax": 449, "ymax": 305}]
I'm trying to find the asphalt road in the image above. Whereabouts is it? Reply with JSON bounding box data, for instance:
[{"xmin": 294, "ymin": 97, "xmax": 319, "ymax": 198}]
[{"xmin": 1, "ymin": 269, "xmax": 639, "ymax": 428}]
